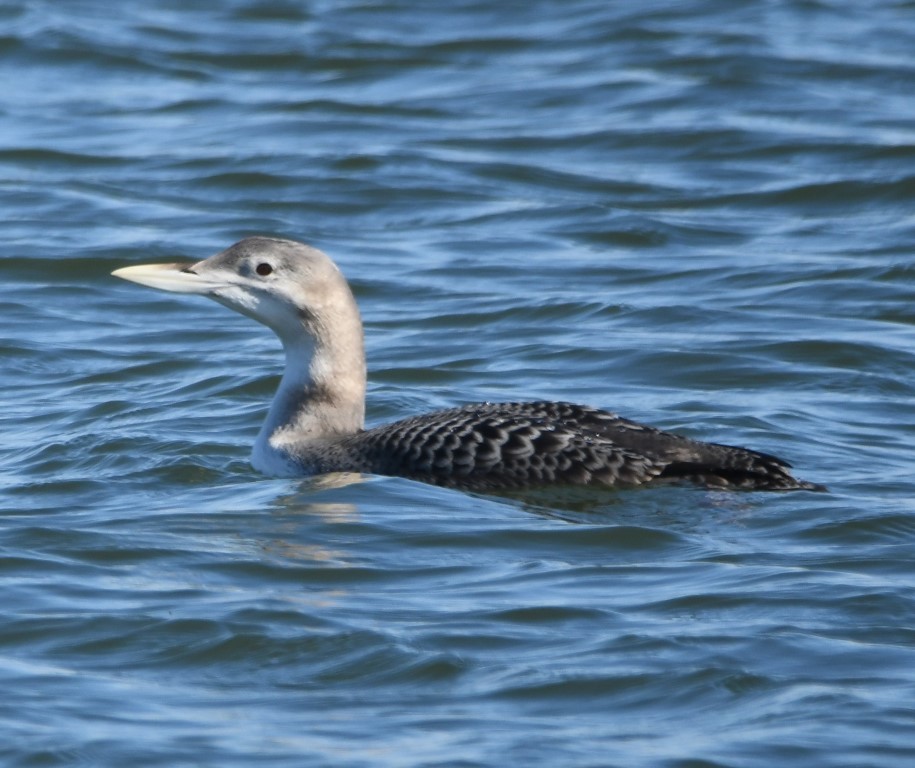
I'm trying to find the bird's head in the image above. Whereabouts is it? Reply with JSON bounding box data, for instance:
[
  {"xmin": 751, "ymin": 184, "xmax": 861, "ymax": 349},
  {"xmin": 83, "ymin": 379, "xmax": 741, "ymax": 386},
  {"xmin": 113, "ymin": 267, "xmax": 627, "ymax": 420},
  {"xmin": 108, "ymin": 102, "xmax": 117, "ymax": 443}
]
[{"xmin": 113, "ymin": 237, "xmax": 360, "ymax": 346}]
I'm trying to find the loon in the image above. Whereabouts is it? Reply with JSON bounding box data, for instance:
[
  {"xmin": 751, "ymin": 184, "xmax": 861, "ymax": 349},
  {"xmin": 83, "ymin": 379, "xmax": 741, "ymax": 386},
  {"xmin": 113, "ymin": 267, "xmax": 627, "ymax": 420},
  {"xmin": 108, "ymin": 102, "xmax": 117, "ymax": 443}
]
[{"xmin": 113, "ymin": 237, "xmax": 823, "ymax": 492}]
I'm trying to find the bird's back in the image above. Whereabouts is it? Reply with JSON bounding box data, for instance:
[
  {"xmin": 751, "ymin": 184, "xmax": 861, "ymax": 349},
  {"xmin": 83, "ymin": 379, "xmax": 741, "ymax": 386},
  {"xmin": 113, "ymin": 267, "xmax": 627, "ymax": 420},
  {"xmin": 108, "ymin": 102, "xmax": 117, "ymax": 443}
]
[{"xmin": 318, "ymin": 401, "xmax": 821, "ymax": 491}]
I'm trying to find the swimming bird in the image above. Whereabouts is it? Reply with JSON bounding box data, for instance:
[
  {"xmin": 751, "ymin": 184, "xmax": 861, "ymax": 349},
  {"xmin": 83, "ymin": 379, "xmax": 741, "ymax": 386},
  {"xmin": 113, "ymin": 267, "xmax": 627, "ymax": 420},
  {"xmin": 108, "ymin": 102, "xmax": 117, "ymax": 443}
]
[{"xmin": 113, "ymin": 237, "xmax": 822, "ymax": 491}]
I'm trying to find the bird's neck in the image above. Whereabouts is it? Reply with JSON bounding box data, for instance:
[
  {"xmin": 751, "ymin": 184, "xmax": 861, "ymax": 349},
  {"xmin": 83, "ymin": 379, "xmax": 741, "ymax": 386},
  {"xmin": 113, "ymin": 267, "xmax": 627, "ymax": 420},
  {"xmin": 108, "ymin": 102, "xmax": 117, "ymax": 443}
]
[{"xmin": 252, "ymin": 321, "xmax": 366, "ymax": 476}]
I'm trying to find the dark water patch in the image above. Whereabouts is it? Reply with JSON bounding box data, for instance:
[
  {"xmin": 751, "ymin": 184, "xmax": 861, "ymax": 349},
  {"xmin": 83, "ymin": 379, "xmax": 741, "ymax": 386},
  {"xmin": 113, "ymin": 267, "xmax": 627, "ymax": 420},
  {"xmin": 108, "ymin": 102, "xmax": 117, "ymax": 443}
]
[
  {"xmin": 401, "ymin": 523, "xmax": 686, "ymax": 560},
  {"xmin": 803, "ymin": 514, "xmax": 915, "ymax": 545},
  {"xmin": 484, "ymin": 604, "xmax": 610, "ymax": 626},
  {"xmin": 0, "ymin": 147, "xmax": 127, "ymax": 168}
]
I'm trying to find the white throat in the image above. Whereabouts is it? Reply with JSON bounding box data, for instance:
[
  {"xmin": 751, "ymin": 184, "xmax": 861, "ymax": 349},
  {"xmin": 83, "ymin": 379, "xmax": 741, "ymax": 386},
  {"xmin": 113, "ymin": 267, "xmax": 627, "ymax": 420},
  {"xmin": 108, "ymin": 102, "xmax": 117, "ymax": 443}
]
[
  {"xmin": 251, "ymin": 335, "xmax": 314, "ymax": 475},
  {"xmin": 251, "ymin": 329, "xmax": 366, "ymax": 477}
]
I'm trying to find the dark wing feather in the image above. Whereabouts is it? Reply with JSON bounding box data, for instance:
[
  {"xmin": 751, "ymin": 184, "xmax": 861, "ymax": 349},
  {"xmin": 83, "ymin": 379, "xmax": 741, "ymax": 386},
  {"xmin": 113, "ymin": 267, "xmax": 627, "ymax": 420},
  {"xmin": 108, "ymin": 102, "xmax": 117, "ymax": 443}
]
[
  {"xmin": 343, "ymin": 401, "xmax": 661, "ymax": 491},
  {"xmin": 337, "ymin": 401, "xmax": 821, "ymax": 491},
  {"xmin": 511, "ymin": 402, "xmax": 822, "ymax": 490},
  {"xmin": 530, "ymin": 403, "xmax": 821, "ymax": 490},
  {"xmin": 341, "ymin": 402, "xmax": 823, "ymax": 491}
]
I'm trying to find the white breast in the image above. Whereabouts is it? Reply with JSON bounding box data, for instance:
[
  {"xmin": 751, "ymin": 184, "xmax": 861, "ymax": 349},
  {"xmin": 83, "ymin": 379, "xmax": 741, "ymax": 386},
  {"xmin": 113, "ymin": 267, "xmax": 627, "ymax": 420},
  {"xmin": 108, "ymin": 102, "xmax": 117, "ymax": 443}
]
[{"xmin": 251, "ymin": 433, "xmax": 304, "ymax": 477}]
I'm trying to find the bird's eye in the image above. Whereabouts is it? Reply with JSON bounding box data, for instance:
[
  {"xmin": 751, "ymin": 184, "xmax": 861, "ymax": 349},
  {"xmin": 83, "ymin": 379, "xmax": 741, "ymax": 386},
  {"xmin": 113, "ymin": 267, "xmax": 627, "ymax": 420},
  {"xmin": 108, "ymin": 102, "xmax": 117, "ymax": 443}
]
[{"xmin": 255, "ymin": 263, "xmax": 273, "ymax": 277}]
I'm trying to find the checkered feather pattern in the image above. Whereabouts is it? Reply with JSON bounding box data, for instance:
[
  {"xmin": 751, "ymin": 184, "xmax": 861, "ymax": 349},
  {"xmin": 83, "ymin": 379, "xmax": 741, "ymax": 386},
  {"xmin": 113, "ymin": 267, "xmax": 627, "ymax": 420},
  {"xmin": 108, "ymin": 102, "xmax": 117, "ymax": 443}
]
[{"xmin": 319, "ymin": 401, "xmax": 822, "ymax": 491}]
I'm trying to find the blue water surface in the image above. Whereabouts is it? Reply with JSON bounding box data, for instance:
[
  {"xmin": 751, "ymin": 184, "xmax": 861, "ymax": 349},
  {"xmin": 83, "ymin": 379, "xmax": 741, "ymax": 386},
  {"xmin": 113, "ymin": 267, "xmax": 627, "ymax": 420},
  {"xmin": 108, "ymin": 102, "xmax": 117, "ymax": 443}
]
[{"xmin": 1, "ymin": 1, "xmax": 914, "ymax": 766}]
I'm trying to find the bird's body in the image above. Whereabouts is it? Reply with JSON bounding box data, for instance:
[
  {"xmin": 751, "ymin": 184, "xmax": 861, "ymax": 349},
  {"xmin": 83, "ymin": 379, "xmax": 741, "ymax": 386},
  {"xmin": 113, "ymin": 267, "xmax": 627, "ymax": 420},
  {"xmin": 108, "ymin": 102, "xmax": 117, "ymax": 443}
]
[
  {"xmin": 113, "ymin": 237, "xmax": 823, "ymax": 492},
  {"xmin": 310, "ymin": 401, "xmax": 815, "ymax": 491}
]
